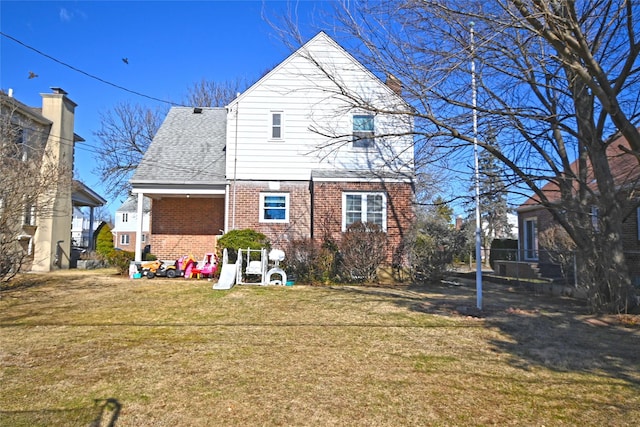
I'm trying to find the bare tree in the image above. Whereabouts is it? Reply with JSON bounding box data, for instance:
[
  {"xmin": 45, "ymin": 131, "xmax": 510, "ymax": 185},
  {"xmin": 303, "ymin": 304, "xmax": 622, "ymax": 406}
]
[
  {"xmin": 278, "ymin": 0, "xmax": 639, "ymax": 312},
  {"xmin": 183, "ymin": 78, "xmax": 247, "ymax": 107},
  {"xmin": 0, "ymin": 97, "xmax": 72, "ymax": 281},
  {"xmin": 93, "ymin": 102, "xmax": 165, "ymax": 200}
]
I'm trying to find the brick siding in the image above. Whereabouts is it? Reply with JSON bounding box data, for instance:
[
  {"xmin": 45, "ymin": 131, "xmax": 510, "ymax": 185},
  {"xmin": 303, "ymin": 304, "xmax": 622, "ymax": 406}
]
[
  {"xmin": 312, "ymin": 181, "xmax": 414, "ymax": 265},
  {"xmin": 150, "ymin": 197, "xmax": 224, "ymax": 260},
  {"xmin": 228, "ymin": 181, "xmax": 311, "ymax": 248},
  {"xmin": 228, "ymin": 180, "xmax": 414, "ymax": 265}
]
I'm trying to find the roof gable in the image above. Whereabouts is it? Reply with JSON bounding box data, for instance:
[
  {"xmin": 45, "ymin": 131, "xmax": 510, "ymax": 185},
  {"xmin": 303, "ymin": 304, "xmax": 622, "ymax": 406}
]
[
  {"xmin": 227, "ymin": 31, "xmax": 408, "ymax": 109},
  {"xmin": 518, "ymin": 132, "xmax": 640, "ymax": 210}
]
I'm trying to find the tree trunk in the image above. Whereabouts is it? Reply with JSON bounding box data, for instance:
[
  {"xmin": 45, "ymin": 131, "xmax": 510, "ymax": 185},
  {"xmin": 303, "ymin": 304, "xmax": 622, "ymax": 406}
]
[{"xmin": 576, "ymin": 212, "xmax": 636, "ymax": 313}]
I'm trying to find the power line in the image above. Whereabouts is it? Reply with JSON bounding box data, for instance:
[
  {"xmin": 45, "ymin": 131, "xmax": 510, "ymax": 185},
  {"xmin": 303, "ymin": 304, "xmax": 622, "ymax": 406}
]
[{"xmin": 0, "ymin": 31, "xmax": 184, "ymax": 107}]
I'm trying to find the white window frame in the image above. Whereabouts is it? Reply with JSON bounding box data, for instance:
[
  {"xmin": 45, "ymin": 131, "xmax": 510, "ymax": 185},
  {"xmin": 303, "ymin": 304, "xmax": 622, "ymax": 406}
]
[
  {"xmin": 141, "ymin": 234, "xmax": 146, "ymax": 243},
  {"xmin": 270, "ymin": 111, "xmax": 283, "ymax": 140},
  {"xmin": 342, "ymin": 192, "xmax": 387, "ymax": 231},
  {"xmin": 523, "ymin": 218, "xmax": 538, "ymax": 261},
  {"xmin": 122, "ymin": 212, "xmax": 129, "ymax": 223},
  {"xmin": 259, "ymin": 192, "xmax": 290, "ymax": 223},
  {"xmin": 23, "ymin": 203, "xmax": 36, "ymax": 226},
  {"xmin": 352, "ymin": 114, "xmax": 375, "ymax": 148},
  {"xmin": 120, "ymin": 234, "xmax": 130, "ymax": 245}
]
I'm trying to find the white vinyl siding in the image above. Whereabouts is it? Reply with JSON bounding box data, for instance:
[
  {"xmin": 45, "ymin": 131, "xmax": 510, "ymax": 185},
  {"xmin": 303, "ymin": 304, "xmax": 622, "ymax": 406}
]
[
  {"xmin": 342, "ymin": 192, "xmax": 386, "ymax": 231},
  {"xmin": 259, "ymin": 193, "xmax": 289, "ymax": 223},
  {"xmin": 225, "ymin": 33, "xmax": 414, "ymax": 182}
]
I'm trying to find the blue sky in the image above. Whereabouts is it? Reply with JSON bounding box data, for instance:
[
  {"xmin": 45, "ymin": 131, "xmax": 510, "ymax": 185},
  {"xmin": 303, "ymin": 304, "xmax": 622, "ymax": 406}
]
[{"xmin": 1, "ymin": 0, "xmax": 333, "ymax": 216}]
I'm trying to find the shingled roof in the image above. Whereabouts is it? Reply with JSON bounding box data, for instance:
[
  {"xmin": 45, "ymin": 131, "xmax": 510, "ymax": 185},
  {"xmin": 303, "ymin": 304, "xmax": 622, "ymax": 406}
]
[
  {"xmin": 518, "ymin": 132, "xmax": 640, "ymax": 210},
  {"xmin": 130, "ymin": 107, "xmax": 227, "ymax": 188}
]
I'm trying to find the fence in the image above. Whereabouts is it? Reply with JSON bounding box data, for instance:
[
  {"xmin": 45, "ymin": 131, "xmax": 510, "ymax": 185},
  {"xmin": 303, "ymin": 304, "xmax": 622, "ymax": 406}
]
[{"xmin": 487, "ymin": 248, "xmax": 640, "ymax": 290}]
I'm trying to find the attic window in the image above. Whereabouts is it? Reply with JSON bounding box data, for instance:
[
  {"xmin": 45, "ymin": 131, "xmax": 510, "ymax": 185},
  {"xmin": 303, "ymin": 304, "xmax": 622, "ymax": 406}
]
[{"xmin": 193, "ymin": 107, "xmax": 203, "ymax": 114}]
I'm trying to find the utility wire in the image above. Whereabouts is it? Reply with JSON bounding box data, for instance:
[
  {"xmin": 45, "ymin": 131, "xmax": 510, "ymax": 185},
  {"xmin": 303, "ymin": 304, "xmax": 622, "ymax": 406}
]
[{"xmin": 0, "ymin": 31, "xmax": 183, "ymax": 107}]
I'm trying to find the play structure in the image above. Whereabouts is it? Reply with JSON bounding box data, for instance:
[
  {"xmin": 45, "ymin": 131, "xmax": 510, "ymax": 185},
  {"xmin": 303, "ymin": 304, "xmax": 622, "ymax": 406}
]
[{"xmin": 213, "ymin": 247, "xmax": 287, "ymax": 290}]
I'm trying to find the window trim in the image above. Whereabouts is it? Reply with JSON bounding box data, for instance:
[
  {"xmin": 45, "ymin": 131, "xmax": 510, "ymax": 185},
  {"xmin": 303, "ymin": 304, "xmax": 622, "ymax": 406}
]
[
  {"xmin": 122, "ymin": 212, "xmax": 129, "ymax": 223},
  {"xmin": 259, "ymin": 192, "xmax": 290, "ymax": 223},
  {"xmin": 342, "ymin": 192, "xmax": 387, "ymax": 232},
  {"xmin": 523, "ymin": 218, "xmax": 538, "ymax": 261},
  {"xmin": 270, "ymin": 111, "xmax": 283, "ymax": 140},
  {"xmin": 352, "ymin": 114, "xmax": 375, "ymax": 148},
  {"xmin": 120, "ymin": 234, "xmax": 130, "ymax": 245}
]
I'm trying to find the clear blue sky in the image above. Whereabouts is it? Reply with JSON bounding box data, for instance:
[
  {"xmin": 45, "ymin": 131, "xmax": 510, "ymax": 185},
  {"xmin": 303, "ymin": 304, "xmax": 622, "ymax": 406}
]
[{"xmin": 1, "ymin": 0, "xmax": 334, "ymax": 216}]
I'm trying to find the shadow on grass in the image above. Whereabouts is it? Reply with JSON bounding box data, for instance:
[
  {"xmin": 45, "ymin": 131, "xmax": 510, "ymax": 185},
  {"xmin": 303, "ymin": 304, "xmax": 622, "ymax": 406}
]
[
  {"xmin": 331, "ymin": 277, "xmax": 640, "ymax": 388},
  {"xmin": 0, "ymin": 398, "xmax": 120, "ymax": 427}
]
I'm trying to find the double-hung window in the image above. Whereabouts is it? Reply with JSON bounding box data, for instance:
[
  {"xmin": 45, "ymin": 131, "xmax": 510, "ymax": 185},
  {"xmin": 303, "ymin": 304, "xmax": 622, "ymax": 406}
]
[
  {"xmin": 353, "ymin": 114, "xmax": 374, "ymax": 148},
  {"xmin": 271, "ymin": 112, "xmax": 283, "ymax": 140},
  {"xmin": 342, "ymin": 192, "xmax": 386, "ymax": 231},
  {"xmin": 120, "ymin": 234, "xmax": 130, "ymax": 245},
  {"xmin": 260, "ymin": 193, "xmax": 289, "ymax": 223},
  {"xmin": 122, "ymin": 212, "xmax": 129, "ymax": 223}
]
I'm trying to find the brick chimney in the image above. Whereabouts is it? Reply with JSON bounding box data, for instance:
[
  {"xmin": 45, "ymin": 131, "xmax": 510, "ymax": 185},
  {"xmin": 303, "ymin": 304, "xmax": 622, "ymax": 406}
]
[{"xmin": 385, "ymin": 74, "xmax": 402, "ymax": 96}]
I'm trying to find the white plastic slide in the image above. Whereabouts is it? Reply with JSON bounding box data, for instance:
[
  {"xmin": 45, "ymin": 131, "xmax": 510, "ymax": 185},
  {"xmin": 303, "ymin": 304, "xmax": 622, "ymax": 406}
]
[{"xmin": 213, "ymin": 263, "xmax": 237, "ymax": 290}]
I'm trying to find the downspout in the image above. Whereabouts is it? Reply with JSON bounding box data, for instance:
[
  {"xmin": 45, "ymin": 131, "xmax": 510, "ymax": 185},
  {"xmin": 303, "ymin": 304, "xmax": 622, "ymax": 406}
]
[{"xmin": 232, "ymin": 95, "xmax": 239, "ymax": 229}]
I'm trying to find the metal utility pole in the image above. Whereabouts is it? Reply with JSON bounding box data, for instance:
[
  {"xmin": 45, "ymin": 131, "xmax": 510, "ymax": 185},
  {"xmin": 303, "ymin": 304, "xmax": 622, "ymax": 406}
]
[{"xmin": 470, "ymin": 21, "xmax": 483, "ymax": 310}]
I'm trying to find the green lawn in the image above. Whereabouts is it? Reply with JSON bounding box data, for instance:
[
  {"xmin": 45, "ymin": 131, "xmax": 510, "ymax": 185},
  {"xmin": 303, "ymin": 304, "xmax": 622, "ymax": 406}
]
[{"xmin": 1, "ymin": 270, "xmax": 638, "ymax": 426}]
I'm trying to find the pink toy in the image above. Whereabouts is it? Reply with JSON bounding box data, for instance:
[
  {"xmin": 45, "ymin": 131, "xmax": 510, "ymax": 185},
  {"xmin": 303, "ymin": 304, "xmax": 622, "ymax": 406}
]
[
  {"xmin": 199, "ymin": 253, "xmax": 218, "ymax": 279},
  {"xmin": 180, "ymin": 254, "xmax": 197, "ymax": 279}
]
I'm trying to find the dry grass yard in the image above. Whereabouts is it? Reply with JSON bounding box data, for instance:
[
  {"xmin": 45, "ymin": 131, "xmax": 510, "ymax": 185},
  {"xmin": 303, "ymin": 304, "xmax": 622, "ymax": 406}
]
[{"xmin": 1, "ymin": 269, "xmax": 639, "ymax": 426}]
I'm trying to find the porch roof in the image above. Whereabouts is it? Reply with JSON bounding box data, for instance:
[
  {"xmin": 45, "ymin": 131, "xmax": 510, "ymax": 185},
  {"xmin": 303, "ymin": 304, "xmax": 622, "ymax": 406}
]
[{"xmin": 130, "ymin": 107, "xmax": 227, "ymax": 190}]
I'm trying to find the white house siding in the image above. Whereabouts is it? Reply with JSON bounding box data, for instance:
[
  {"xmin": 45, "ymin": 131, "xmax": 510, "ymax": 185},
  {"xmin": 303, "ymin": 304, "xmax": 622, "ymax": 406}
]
[{"xmin": 225, "ymin": 32, "xmax": 414, "ymax": 182}]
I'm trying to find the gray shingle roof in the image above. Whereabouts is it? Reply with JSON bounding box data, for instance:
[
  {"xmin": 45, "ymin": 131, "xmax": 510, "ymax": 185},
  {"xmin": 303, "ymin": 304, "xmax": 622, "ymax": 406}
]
[
  {"xmin": 131, "ymin": 107, "xmax": 227, "ymax": 186},
  {"xmin": 116, "ymin": 195, "xmax": 151, "ymax": 213}
]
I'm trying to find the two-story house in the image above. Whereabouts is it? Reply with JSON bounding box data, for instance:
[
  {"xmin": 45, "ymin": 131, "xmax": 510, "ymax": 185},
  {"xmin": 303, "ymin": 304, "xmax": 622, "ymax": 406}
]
[
  {"xmin": 1, "ymin": 88, "xmax": 105, "ymax": 272},
  {"xmin": 111, "ymin": 195, "xmax": 151, "ymax": 252},
  {"xmin": 130, "ymin": 32, "xmax": 414, "ymax": 264}
]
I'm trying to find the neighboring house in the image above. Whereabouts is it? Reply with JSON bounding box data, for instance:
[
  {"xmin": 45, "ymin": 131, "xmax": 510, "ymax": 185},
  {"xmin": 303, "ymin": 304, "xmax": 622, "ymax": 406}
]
[
  {"xmin": 111, "ymin": 195, "xmax": 151, "ymax": 252},
  {"xmin": 0, "ymin": 88, "xmax": 105, "ymax": 271},
  {"xmin": 516, "ymin": 133, "xmax": 640, "ymax": 284},
  {"xmin": 130, "ymin": 32, "xmax": 414, "ymax": 263}
]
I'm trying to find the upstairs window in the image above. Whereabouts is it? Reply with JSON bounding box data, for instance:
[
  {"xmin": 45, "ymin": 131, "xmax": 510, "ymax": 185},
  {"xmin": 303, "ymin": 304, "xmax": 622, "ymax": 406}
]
[
  {"xmin": 271, "ymin": 112, "xmax": 283, "ymax": 139},
  {"xmin": 260, "ymin": 193, "xmax": 289, "ymax": 223},
  {"xmin": 122, "ymin": 212, "xmax": 129, "ymax": 223},
  {"xmin": 7, "ymin": 126, "xmax": 27, "ymax": 161},
  {"xmin": 342, "ymin": 192, "xmax": 386, "ymax": 231},
  {"xmin": 353, "ymin": 114, "xmax": 374, "ymax": 148},
  {"xmin": 23, "ymin": 203, "xmax": 36, "ymax": 226}
]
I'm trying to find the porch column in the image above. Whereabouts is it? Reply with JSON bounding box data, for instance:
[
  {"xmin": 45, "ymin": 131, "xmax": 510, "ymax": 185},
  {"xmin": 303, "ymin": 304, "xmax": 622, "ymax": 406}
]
[
  {"xmin": 135, "ymin": 192, "xmax": 144, "ymax": 262},
  {"xmin": 88, "ymin": 207, "xmax": 95, "ymax": 250}
]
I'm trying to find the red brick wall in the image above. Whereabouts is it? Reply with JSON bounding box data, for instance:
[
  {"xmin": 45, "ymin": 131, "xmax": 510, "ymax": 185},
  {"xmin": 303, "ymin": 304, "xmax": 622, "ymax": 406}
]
[
  {"xmin": 312, "ymin": 181, "xmax": 414, "ymax": 265},
  {"xmin": 150, "ymin": 197, "xmax": 224, "ymax": 260},
  {"xmin": 228, "ymin": 181, "xmax": 311, "ymax": 248}
]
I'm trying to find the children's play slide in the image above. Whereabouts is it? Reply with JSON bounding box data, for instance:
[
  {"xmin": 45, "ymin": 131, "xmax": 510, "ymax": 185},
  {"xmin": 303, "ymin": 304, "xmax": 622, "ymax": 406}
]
[{"xmin": 212, "ymin": 262, "xmax": 237, "ymax": 290}]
